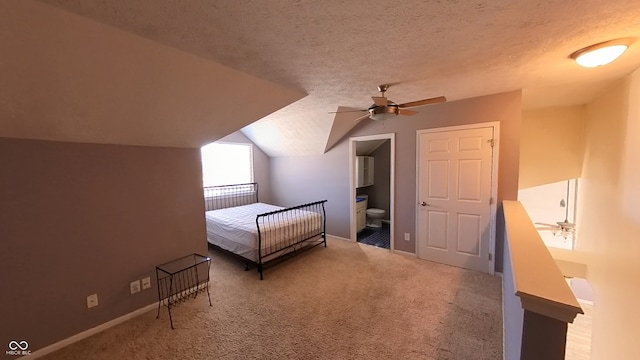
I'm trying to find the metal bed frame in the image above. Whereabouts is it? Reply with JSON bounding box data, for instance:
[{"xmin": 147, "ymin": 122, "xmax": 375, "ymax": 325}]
[{"xmin": 204, "ymin": 183, "xmax": 327, "ymax": 279}]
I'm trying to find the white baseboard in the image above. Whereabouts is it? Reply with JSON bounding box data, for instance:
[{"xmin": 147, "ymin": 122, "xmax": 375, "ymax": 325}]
[
  {"xmin": 29, "ymin": 302, "xmax": 157, "ymax": 359},
  {"xmin": 327, "ymin": 234, "xmax": 353, "ymax": 242},
  {"xmin": 393, "ymin": 249, "xmax": 417, "ymax": 257},
  {"xmin": 495, "ymin": 271, "xmax": 503, "ymax": 278}
]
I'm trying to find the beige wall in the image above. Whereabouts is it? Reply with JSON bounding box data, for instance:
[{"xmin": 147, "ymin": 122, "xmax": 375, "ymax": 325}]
[
  {"xmin": 577, "ymin": 69, "xmax": 640, "ymax": 360},
  {"xmin": 519, "ymin": 106, "xmax": 585, "ymax": 189},
  {"xmin": 0, "ymin": 138, "xmax": 206, "ymax": 352}
]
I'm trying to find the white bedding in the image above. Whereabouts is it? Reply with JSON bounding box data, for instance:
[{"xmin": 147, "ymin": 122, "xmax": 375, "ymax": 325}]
[{"xmin": 205, "ymin": 202, "xmax": 322, "ymax": 262}]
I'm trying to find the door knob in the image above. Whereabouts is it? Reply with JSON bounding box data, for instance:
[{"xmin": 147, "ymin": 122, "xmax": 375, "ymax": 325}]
[{"xmin": 420, "ymin": 201, "xmax": 430, "ymax": 207}]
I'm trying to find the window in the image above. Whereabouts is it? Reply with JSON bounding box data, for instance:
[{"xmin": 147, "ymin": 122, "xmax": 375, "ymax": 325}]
[{"xmin": 200, "ymin": 142, "xmax": 253, "ymax": 187}]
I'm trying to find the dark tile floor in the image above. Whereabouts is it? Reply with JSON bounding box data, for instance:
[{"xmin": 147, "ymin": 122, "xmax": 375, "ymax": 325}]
[{"xmin": 357, "ymin": 223, "xmax": 390, "ymax": 249}]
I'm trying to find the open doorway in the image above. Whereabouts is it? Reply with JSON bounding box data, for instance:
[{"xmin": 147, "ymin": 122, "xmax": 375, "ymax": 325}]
[{"xmin": 349, "ymin": 134, "xmax": 395, "ymax": 250}]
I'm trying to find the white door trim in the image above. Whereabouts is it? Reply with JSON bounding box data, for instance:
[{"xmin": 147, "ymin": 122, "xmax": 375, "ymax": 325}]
[
  {"xmin": 415, "ymin": 122, "xmax": 500, "ymax": 274},
  {"xmin": 349, "ymin": 133, "xmax": 395, "ymax": 251}
]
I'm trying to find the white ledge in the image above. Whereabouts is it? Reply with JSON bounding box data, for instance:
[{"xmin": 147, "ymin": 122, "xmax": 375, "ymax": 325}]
[
  {"xmin": 503, "ymin": 200, "xmax": 583, "ymax": 323},
  {"xmin": 547, "ymin": 247, "xmax": 588, "ymax": 279}
]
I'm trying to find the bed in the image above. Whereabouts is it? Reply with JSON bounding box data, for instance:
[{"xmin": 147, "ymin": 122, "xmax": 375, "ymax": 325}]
[{"xmin": 204, "ymin": 183, "xmax": 327, "ymax": 279}]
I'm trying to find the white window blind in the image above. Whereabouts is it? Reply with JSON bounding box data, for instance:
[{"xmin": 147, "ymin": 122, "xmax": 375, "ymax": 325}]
[{"xmin": 201, "ymin": 142, "xmax": 253, "ymax": 187}]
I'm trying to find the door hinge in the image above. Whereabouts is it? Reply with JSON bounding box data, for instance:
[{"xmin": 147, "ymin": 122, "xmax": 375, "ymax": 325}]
[
  {"xmin": 488, "ymin": 138, "xmax": 495, "ymax": 147},
  {"xmin": 489, "ymin": 196, "xmax": 493, "ymax": 205},
  {"xmin": 489, "ymin": 253, "xmax": 493, "ymax": 261}
]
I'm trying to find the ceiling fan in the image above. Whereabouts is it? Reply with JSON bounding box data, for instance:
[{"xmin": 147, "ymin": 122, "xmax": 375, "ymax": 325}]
[
  {"xmin": 534, "ymin": 181, "xmax": 576, "ymax": 239},
  {"xmin": 332, "ymin": 84, "xmax": 447, "ymax": 122},
  {"xmin": 535, "ymin": 220, "xmax": 575, "ymax": 239}
]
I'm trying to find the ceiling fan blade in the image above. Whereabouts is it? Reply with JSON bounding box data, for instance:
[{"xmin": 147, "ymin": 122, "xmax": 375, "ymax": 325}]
[
  {"xmin": 535, "ymin": 222, "xmax": 560, "ymax": 227},
  {"xmin": 372, "ymin": 96, "xmax": 387, "ymax": 106},
  {"xmin": 353, "ymin": 113, "xmax": 372, "ymax": 122},
  {"xmin": 536, "ymin": 226, "xmax": 559, "ymax": 231},
  {"xmin": 328, "ymin": 109, "xmax": 367, "ymax": 114},
  {"xmin": 398, "ymin": 108, "xmax": 417, "ymax": 116},
  {"xmin": 398, "ymin": 96, "xmax": 447, "ymax": 108}
]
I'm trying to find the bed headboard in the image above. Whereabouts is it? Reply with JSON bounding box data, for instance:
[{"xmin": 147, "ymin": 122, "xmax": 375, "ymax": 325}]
[{"xmin": 203, "ymin": 183, "xmax": 258, "ymax": 211}]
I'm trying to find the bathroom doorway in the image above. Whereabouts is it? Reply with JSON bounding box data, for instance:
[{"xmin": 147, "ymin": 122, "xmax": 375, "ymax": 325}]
[{"xmin": 349, "ymin": 133, "xmax": 395, "ymax": 250}]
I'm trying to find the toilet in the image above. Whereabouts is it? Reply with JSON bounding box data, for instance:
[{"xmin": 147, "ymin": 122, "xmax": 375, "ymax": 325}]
[{"xmin": 366, "ymin": 208, "xmax": 386, "ymax": 228}]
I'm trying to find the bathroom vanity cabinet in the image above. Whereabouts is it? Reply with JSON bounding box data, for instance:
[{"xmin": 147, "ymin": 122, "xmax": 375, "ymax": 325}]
[
  {"xmin": 356, "ymin": 156, "xmax": 374, "ymax": 188},
  {"xmin": 356, "ymin": 199, "xmax": 367, "ymax": 232}
]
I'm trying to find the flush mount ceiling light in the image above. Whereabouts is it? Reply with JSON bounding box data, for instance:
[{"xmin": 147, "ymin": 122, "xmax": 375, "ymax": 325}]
[{"xmin": 570, "ymin": 38, "xmax": 634, "ymax": 68}]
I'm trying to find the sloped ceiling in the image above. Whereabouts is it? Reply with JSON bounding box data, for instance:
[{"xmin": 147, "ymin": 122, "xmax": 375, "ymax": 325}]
[
  {"xmin": 356, "ymin": 140, "xmax": 388, "ymax": 157},
  {"xmin": 324, "ymin": 106, "xmax": 370, "ymax": 153},
  {"xmin": 8, "ymin": 1, "xmax": 640, "ymax": 155},
  {"xmin": 0, "ymin": 1, "xmax": 305, "ymax": 148}
]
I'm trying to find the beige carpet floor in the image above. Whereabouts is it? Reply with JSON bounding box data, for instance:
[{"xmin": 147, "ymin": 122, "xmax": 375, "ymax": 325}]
[{"xmin": 41, "ymin": 237, "xmax": 503, "ymax": 360}]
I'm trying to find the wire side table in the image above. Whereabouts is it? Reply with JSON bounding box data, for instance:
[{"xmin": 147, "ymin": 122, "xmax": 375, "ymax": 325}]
[{"xmin": 155, "ymin": 253, "xmax": 212, "ymax": 329}]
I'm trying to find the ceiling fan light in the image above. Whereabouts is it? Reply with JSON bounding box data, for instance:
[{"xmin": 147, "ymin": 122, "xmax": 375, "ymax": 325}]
[
  {"xmin": 570, "ymin": 39, "xmax": 633, "ymax": 68},
  {"xmin": 369, "ymin": 112, "xmax": 395, "ymax": 121},
  {"xmin": 368, "ymin": 104, "xmax": 398, "ymax": 121}
]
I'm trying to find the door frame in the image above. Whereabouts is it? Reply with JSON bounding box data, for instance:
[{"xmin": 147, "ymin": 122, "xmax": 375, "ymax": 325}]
[
  {"xmin": 415, "ymin": 122, "xmax": 500, "ymax": 274},
  {"xmin": 349, "ymin": 133, "xmax": 395, "ymax": 251}
]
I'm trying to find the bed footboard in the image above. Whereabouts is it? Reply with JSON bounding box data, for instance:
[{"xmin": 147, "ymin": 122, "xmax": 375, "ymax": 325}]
[{"xmin": 255, "ymin": 200, "xmax": 327, "ymax": 280}]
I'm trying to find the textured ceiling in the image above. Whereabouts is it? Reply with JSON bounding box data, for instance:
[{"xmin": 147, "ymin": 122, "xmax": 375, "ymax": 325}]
[{"xmin": 32, "ymin": 0, "xmax": 640, "ymax": 155}]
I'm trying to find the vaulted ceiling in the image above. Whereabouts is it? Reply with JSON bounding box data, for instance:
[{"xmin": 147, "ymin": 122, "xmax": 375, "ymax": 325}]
[{"xmin": 4, "ymin": 1, "xmax": 640, "ymax": 156}]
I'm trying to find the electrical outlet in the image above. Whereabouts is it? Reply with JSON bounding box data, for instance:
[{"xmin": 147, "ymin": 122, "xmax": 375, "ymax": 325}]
[
  {"xmin": 404, "ymin": 233, "xmax": 410, "ymax": 241},
  {"xmin": 86, "ymin": 294, "xmax": 98, "ymax": 308},
  {"xmin": 141, "ymin": 277, "xmax": 151, "ymax": 290},
  {"xmin": 130, "ymin": 280, "xmax": 141, "ymax": 294}
]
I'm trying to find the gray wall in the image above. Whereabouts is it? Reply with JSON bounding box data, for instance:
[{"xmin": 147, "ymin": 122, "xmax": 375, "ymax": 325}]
[
  {"xmin": 0, "ymin": 138, "xmax": 206, "ymax": 352},
  {"xmin": 217, "ymin": 131, "xmax": 272, "ymax": 203},
  {"xmin": 270, "ymin": 139, "xmax": 350, "ymax": 237},
  {"xmin": 368, "ymin": 140, "xmax": 391, "ymax": 216},
  {"xmin": 270, "ymin": 90, "xmax": 521, "ymax": 271}
]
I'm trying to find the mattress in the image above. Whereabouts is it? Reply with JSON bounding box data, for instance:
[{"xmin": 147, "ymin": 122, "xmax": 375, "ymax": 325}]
[{"xmin": 205, "ymin": 202, "xmax": 322, "ymax": 262}]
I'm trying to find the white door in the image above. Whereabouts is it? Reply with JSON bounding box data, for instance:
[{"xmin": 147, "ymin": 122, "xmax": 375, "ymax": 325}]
[{"xmin": 417, "ymin": 126, "xmax": 495, "ymax": 273}]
